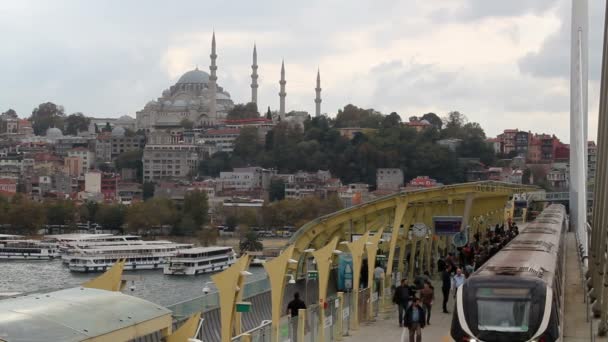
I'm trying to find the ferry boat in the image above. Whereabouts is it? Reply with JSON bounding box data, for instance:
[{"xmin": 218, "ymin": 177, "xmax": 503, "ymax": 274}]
[
  {"xmin": 0, "ymin": 239, "xmax": 60, "ymax": 260},
  {"xmin": 68, "ymin": 243, "xmax": 192, "ymax": 272},
  {"xmin": 164, "ymin": 246, "xmax": 236, "ymax": 275},
  {"xmin": 60, "ymin": 239, "xmax": 177, "ymax": 264}
]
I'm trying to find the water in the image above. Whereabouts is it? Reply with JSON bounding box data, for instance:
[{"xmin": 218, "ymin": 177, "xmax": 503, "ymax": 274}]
[{"xmin": 0, "ymin": 260, "xmax": 267, "ymax": 306}]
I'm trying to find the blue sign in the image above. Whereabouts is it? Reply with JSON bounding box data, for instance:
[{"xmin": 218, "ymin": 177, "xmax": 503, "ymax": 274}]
[
  {"xmin": 337, "ymin": 253, "xmax": 353, "ymax": 291},
  {"xmin": 433, "ymin": 216, "xmax": 463, "ymax": 235}
]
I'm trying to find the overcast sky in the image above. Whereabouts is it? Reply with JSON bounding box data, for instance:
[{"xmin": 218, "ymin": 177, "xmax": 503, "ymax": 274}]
[{"xmin": 0, "ymin": 0, "xmax": 605, "ymax": 141}]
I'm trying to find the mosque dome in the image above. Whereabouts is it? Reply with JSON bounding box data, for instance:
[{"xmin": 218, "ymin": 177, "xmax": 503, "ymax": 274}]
[
  {"xmin": 177, "ymin": 68, "xmax": 210, "ymax": 84},
  {"xmin": 45, "ymin": 127, "xmax": 63, "ymax": 138},
  {"xmin": 111, "ymin": 126, "xmax": 126, "ymax": 137}
]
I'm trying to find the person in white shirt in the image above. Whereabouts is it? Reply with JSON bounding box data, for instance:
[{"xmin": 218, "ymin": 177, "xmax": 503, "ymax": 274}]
[
  {"xmin": 374, "ymin": 264, "xmax": 385, "ymax": 294},
  {"xmin": 451, "ymin": 267, "xmax": 466, "ymax": 299}
]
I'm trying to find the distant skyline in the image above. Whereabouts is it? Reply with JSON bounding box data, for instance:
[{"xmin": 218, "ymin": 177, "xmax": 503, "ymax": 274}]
[{"xmin": 0, "ymin": 0, "xmax": 605, "ymax": 142}]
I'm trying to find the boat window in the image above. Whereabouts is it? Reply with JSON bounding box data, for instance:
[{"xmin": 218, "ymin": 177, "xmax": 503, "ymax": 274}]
[{"xmin": 476, "ymin": 288, "xmax": 532, "ymax": 333}]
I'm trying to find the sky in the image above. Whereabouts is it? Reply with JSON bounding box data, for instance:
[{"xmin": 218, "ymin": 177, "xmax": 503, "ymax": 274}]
[{"xmin": 0, "ymin": 0, "xmax": 605, "ymax": 142}]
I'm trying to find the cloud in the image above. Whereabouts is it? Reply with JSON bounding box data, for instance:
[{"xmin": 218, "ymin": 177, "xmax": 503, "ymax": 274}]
[{"xmin": 0, "ymin": 0, "xmax": 600, "ymax": 142}]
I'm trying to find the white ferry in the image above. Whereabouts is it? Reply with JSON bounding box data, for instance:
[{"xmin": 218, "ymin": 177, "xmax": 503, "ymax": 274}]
[
  {"xmin": 0, "ymin": 239, "xmax": 60, "ymax": 260},
  {"xmin": 68, "ymin": 243, "xmax": 192, "ymax": 272},
  {"xmin": 60, "ymin": 239, "xmax": 177, "ymax": 264},
  {"xmin": 164, "ymin": 246, "xmax": 237, "ymax": 275}
]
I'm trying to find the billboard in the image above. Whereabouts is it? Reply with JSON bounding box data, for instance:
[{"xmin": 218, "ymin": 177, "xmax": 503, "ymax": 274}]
[{"xmin": 433, "ymin": 216, "xmax": 463, "ymax": 235}]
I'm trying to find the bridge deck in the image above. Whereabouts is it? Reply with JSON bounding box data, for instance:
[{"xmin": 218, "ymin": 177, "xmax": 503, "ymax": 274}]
[
  {"xmin": 564, "ymin": 232, "xmax": 593, "ymax": 341},
  {"xmin": 345, "ymin": 279, "xmax": 452, "ymax": 342}
]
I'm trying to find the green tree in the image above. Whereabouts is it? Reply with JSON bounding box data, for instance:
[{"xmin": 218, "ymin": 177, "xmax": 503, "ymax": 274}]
[
  {"xmin": 46, "ymin": 200, "xmax": 76, "ymax": 226},
  {"xmin": 2, "ymin": 109, "xmax": 18, "ymax": 118},
  {"xmin": 7, "ymin": 195, "xmax": 46, "ymax": 234},
  {"xmin": 233, "ymin": 127, "xmax": 262, "ymax": 164},
  {"xmin": 174, "ymin": 215, "xmax": 197, "ymax": 236},
  {"xmin": 95, "ymin": 203, "xmax": 126, "ymax": 230},
  {"xmin": 421, "ymin": 112, "xmax": 443, "ymax": 130},
  {"xmin": 143, "ymin": 182, "xmax": 155, "ymax": 200},
  {"xmin": 199, "ymin": 227, "xmax": 219, "ymax": 246},
  {"xmin": 227, "ymin": 102, "xmax": 260, "ymax": 120},
  {"xmin": 180, "ymin": 118, "xmax": 194, "ymax": 130},
  {"xmin": 102, "ymin": 122, "xmax": 112, "ymax": 132},
  {"xmin": 225, "ymin": 215, "xmax": 238, "ymax": 230},
  {"xmin": 382, "ymin": 112, "xmax": 402, "ymax": 128},
  {"xmin": 64, "ymin": 112, "xmax": 90, "ymax": 136},
  {"xmin": 183, "ymin": 190, "xmax": 209, "ymax": 227},
  {"xmin": 199, "ymin": 152, "xmax": 232, "ymax": 177},
  {"xmin": 269, "ymin": 179, "xmax": 285, "ymax": 202},
  {"xmin": 115, "ymin": 150, "xmax": 143, "ymax": 181},
  {"xmin": 30, "ymin": 102, "xmax": 65, "ymax": 136},
  {"xmin": 239, "ymin": 231, "xmax": 263, "ymax": 252},
  {"xmin": 334, "ymin": 104, "xmax": 384, "ymax": 128},
  {"xmin": 266, "ymin": 106, "xmax": 272, "ymax": 120}
]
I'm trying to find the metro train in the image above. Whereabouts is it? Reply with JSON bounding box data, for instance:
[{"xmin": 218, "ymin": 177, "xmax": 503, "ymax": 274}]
[{"xmin": 451, "ymin": 204, "xmax": 567, "ymax": 342}]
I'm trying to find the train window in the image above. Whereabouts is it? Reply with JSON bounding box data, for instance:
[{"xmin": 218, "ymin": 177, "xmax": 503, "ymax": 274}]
[{"xmin": 476, "ymin": 288, "xmax": 532, "ymax": 332}]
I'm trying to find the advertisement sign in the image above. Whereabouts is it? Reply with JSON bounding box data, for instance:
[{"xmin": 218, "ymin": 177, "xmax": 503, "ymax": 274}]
[
  {"xmin": 337, "ymin": 253, "xmax": 353, "ymax": 291},
  {"xmin": 433, "ymin": 216, "xmax": 463, "ymax": 235}
]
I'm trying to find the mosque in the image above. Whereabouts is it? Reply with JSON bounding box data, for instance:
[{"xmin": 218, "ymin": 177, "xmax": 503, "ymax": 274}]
[{"xmin": 135, "ymin": 33, "xmax": 323, "ymax": 131}]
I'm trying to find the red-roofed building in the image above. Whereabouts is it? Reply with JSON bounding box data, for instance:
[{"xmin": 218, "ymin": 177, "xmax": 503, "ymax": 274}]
[
  {"xmin": 0, "ymin": 178, "xmax": 17, "ymax": 194},
  {"xmin": 405, "ymin": 119, "xmax": 432, "ymax": 132}
]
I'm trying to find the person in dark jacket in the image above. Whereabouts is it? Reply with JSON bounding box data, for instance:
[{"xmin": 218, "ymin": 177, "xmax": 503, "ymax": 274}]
[
  {"xmin": 393, "ymin": 278, "xmax": 413, "ymax": 327},
  {"xmin": 404, "ymin": 297, "xmax": 426, "ymax": 342},
  {"xmin": 441, "ymin": 265, "xmax": 452, "ymax": 313}
]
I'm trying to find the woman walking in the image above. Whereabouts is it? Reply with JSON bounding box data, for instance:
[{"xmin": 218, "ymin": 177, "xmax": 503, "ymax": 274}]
[{"xmin": 420, "ymin": 281, "xmax": 434, "ymax": 325}]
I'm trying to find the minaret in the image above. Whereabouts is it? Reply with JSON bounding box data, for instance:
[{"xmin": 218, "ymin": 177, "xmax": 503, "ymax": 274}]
[
  {"xmin": 209, "ymin": 31, "xmax": 218, "ymax": 119},
  {"xmin": 251, "ymin": 44, "xmax": 259, "ymax": 104},
  {"xmin": 279, "ymin": 60, "xmax": 286, "ymax": 118},
  {"xmin": 315, "ymin": 68, "xmax": 322, "ymax": 117}
]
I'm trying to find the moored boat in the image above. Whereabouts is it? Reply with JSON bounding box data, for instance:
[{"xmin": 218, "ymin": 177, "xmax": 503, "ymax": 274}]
[{"xmin": 164, "ymin": 246, "xmax": 236, "ymax": 275}]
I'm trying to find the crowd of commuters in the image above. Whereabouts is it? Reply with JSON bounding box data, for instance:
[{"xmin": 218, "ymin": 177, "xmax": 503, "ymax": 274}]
[{"xmin": 392, "ymin": 221, "xmax": 520, "ymax": 340}]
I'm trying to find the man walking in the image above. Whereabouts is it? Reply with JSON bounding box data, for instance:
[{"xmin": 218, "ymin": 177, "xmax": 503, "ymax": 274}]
[
  {"xmin": 451, "ymin": 267, "xmax": 466, "ymax": 299},
  {"xmin": 420, "ymin": 281, "xmax": 434, "ymax": 325},
  {"xmin": 441, "ymin": 265, "xmax": 452, "ymax": 313},
  {"xmin": 403, "ymin": 297, "xmax": 426, "ymax": 342},
  {"xmin": 393, "ymin": 278, "xmax": 413, "ymax": 327},
  {"xmin": 286, "ymin": 292, "xmax": 306, "ymax": 341}
]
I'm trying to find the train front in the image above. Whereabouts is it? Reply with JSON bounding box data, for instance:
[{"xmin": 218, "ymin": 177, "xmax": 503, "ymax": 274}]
[{"xmin": 450, "ymin": 275, "xmax": 557, "ymax": 342}]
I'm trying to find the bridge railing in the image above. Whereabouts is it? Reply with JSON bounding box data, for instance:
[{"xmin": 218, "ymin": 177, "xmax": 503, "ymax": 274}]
[{"xmin": 167, "ymin": 275, "xmax": 270, "ymax": 318}]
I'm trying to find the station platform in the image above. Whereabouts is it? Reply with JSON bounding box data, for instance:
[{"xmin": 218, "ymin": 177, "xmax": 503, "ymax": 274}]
[{"xmin": 345, "ymin": 280, "xmax": 453, "ymax": 342}]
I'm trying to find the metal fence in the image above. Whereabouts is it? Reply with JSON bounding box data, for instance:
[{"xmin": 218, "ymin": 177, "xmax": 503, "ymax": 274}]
[{"xmin": 231, "ymin": 321, "xmax": 272, "ymax": 342}]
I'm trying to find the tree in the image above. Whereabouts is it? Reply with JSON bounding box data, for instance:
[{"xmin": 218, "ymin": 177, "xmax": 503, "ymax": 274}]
[
  {"xmin": 95, "ymin": 203, "xmax": 126, "ymax": 231},
  {"xmin": 174, "ymin": 215, "xmax": 197, "ymax": 236},
  {"xmin": 239, "ymin": 231, "xmax": 263, "ymax": 252},
  {"xmin": 115, "ymin": 150, "xmax": 143, "ymax": 181},
  {"xmin": 180, "ymin": 118, "xmax": 194, "ymax": 130},
  {"xmin": 421, "ymin": 112, "xmax": 442, "ymax": 130},
  {"xmin": 46, "ymin": 200, "xmax": 76, "ymax": 227},
  {"xmin": 382, "ymin": 112, "xmax": 402, "ymax": 128},
  {"xmin": 227, "ymin": 102, "xmax": 260, "ymax": 120},
  {"xmin": 199, "ymin": 227, "xmax": 218, "ymax": 246},
  {"xmin": 225, "ymin": 215, "xmax": 238, "ymax": 230},
  {"xmin": 7, "ymin": 195, "xmax": 46, "ymax": 234},
  {"xmin": 233, "ymin": 127, "xmax": 262, "ymax": 164},
  {"xmin": 2, "ymin": 109, "xmax": 18, "ymax": 118},
  {"xmin": 183, "ymin": 190, "xmax": 209, "ymax": 227},
  {"xmin": 102, "ymin": 122, "xmax": 112, "ymax": 132},
  {"xmin": 30, "ymin": 102, "xmax": 65, "ymax": 135},
  {"xmin": 266, "ymin": 106, "xmax": 272, "ymax": 120},
  {"xmin": 143, "ymin": 182, "xmax": 155, "ymax": 200},
  {"xmin": 269, "ymin": 179, "xmax": 285, "ymax": 201},
  {"xmin": 64, "ymin": 112, "xmax": 90, "ymax": 136},
  {"xmin": 334, "ymin": 104, "xmax": 384, "ymax": 128}
]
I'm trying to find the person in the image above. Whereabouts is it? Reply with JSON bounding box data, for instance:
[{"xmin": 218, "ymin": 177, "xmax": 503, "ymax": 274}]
[
  {"xmin": 404, "ymin": 297, "xmax": 426, "ymax": 342},
  {"xmin": 393, "ymin": 278, "xmax": 413, "ymax": 327},
  {"xmin": 451, "ymin": 267, "xmax": 466, "ymax": 299},
  {"xmin": 441, "ymin": 265, "xmax": 452, "ymax": 313},
  {"xmin": 419, "ymin": 281, "xmax": 434, "ymax": 325},
  {"xmin": 374, "ymin": 263, "xmax": 385, "ymax": 294},
  {"xmin": 361, "ymin": 261, "xmax": 369, "ymax": 288},
  {"xmin": 286, "ymin": 292, "xmax": 306, "ymax": 317},
  {"xmin": 286, "ymin": 292, "xmax": 306, "ymax": 342}
]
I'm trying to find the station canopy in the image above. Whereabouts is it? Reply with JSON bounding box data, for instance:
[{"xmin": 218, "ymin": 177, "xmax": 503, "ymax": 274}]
[{"xmin": 0, "ymin": 287, "xmax": 172, "ymax": 342}]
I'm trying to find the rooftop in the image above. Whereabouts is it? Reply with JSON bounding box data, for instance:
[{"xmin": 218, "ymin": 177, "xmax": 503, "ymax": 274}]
[{"xmin": 0, "ymin": 287, "xmax": 171, "ymax": 342}]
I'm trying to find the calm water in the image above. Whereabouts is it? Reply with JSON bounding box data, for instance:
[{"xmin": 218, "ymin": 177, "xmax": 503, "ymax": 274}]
[{"xmin": 0, "ymin": 260, "xmax": 267, "ymax": 306}]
